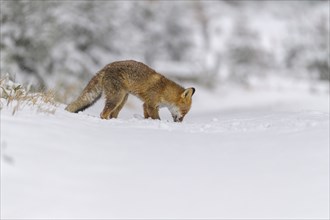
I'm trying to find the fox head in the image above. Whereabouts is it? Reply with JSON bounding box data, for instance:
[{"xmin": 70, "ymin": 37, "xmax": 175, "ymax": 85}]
[{"xmin": 171, "ymin": 87, "xmax": 195, "ymax": 122}]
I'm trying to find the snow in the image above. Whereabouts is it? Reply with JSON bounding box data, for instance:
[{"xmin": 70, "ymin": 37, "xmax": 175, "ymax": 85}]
[{"xmin": 1, "ymin": 85, "xmax": 329, "ymax": 219}]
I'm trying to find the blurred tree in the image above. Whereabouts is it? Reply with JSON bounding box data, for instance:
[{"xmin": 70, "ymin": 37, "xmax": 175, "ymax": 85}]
[
  {"xmin": 0, "ymin": 0, "xmax": 328, "ymax": 92},
  {"xmin": 284, "ymin": 9, "xmax": 329, "ymax": 81},
  {"xmin": 225, "ymin": 17, "xmax": 272, "ymax": 85}
]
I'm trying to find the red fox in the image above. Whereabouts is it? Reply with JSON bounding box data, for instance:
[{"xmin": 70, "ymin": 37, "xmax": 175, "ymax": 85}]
[{"xmin": 65, "ymin": 60, "xmax": 195, "ymax": 122}]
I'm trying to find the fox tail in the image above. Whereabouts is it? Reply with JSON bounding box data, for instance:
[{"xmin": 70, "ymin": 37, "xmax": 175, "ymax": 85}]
[{"xmin": 65, "ymin": 72, "xmax": 103, "ymax": 113}]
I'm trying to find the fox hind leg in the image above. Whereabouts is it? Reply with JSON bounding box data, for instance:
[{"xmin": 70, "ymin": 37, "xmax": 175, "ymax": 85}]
[
  {"xmin": 100, "ymin": 92, "xmax": 127, "ymax": 120},
  {"xmin": 110, "ymin": 93, "xmax": 128, "ymax": 118},
  {"xmin": 100, "ymin": 99, "xmax": 118, "ymax": 120}
]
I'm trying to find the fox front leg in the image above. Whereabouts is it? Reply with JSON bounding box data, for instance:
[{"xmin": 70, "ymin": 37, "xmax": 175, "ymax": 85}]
[
  {"xmin": 143, "ymin": 103, "xmax": 160, "ymax": 120},
  {"xmin": 143, "ymin": 103, "xmax": 150, "ymax": 118}
]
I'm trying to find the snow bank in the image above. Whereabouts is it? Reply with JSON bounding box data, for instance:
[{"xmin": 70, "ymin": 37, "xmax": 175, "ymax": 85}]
[{"xmin": 1, "ymin": 85, "xmax": 329, "ymax": 219}]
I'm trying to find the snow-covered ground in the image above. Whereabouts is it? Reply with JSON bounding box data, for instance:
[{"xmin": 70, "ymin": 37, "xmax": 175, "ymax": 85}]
[{"xmin": 1, "ymin": 84, "xmax": 329, "ymax": 219}]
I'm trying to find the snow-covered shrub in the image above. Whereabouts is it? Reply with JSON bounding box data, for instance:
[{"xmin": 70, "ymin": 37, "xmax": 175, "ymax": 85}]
[
  {"xmin": 0, "ymin": 1, "xmax": 197, "ymax": 90},
  {"xmin": 0, "ymin": 74, "xmax": 58, "ymax": 115},
  {"xmin": 224, "ymin": 18, "xmax": 273, "ymax": 86},
  {"xmin": 283, "ymin": 5, "xmax": 329, "ymax": 82},
  {"xmin": 0, "ymin": 1, "xmax": 328, "ymax": 91}
]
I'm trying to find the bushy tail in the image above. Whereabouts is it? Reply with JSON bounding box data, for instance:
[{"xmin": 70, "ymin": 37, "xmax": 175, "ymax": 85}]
[{"xmin": 65, "ymin": 73, "xmax": 103, "ymax": 113}]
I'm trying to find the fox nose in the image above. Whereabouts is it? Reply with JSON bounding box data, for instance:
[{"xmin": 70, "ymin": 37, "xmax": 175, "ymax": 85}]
[{"xmin": 173, "ymin": 116, "xmax": 184, "ymax": 122}]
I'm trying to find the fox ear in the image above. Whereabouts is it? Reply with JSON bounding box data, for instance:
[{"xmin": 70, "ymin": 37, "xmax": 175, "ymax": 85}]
[{"xmin": 182, "ymin": 87, "xmax": 195, "ymax": 98}]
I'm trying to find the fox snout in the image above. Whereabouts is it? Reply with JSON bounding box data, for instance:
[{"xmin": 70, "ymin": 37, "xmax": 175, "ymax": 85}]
[{"xmin": 173, "ymin": 115, "xmax": 184, "ymax": 122}]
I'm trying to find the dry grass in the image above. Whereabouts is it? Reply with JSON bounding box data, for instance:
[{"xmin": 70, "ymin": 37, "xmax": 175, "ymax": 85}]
[{"xmin": 0, "ymin": 75, "xmax": 59, "ymax": 115}]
